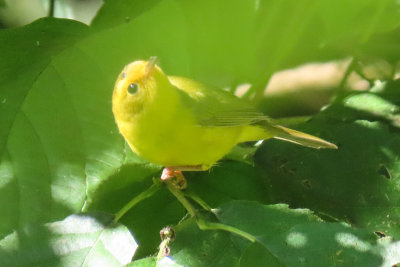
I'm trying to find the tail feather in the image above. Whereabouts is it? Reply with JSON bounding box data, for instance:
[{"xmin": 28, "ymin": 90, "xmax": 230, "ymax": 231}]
[{"xmin": 263, "ymin": 124, "xmax": 337, "ymax": 149}]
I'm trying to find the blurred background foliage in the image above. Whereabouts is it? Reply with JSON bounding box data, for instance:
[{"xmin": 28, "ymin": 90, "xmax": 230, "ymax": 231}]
[
  {"xmin": 0, "ymin": 0, "xmax": 102, "ymax": 27},
  {"xmin": 2, "ymin": 0, "xmax": 400, "ymax": 266}
]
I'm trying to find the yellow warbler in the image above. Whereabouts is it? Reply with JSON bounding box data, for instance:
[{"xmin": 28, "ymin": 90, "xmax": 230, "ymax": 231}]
[{"xmin": 112, "ymin": 59, "xmax": 337, "ymax": 178}]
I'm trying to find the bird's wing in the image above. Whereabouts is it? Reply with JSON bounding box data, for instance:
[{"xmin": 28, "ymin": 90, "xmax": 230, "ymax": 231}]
[
  {"xmin": 168, "ymin": 76, "xmax": 337, "ymax": 149},
  {"xmin": 168, "ymin": 76, "xmax": 267, "ymax": 127}
]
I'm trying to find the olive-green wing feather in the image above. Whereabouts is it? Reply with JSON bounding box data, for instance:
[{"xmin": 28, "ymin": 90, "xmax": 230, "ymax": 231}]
[
  {"xmin": 260, "ymin": 124, "xmax": 338, "ymax": 149},
  {"xmin": 168, "ymin": 76, "xmax": 337, "ymax": 149},
  {"xmin": 168, "ymin": 76, "xmax": 267, "ymax": 126}
]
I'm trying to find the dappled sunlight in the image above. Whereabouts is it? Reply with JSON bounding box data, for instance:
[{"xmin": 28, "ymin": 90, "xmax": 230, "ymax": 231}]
[
  {"xmin": 48, "ymin": 213, "xmax": 105, "ymax": 234},
  {"xmin": 0, "ymin": 157, "xmax": 13, "ymax": 189},
  {"xmin": 286, "ymin": 231, "xmax": 308, "ymax": 248},
  {"xmin": 0, "ymin": 230, "xmax": 20, "ymax": 251},
  {"xmin": 51, "ymin": 162, "xmax": 86, "ymax": 211},
  {"xmin": 344, "ymin": 92, "xmax": 398, "ymax": 117},
  {"xmin": 335, "ymin": 232, "xmax": 371, "ymax": 252},
  {"xmin": 48, "ymin": 213, "xmax": 139, "ymax": 263},
  {"xmin": 158, "ymin": 256, "xmax": 176, "ymax": 266},
  {"xmin": 380, "ymin": 240, "xmax": 400, "ymax": 267},
  {"xmin": 0, "ymin": 213, "xmax": 137, "ymax": 265}
]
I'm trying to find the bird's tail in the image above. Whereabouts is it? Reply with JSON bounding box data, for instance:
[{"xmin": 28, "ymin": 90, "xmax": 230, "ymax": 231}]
[{"xmin": 262, "ymin": 123, "xmax": 338, "ymax": 149}]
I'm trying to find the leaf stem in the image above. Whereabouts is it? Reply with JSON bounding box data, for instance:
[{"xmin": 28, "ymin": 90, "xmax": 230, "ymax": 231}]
[
  {"xmin": 156, "ymin": 238, "xmax": 170, "ymax": 260},
  {"xmin": 390, "ymin": 61, "xmax": 398, "ymax": 80},
  {"xmin": 243, "ymin": 74, "xmax": 272, "ymax": 103},
  {"xmin": 197, "ymin": 218, "xmax": 257, "ymax": 242},
  {"xmin": 166, "ymin": 182, "xmax": 197, "ymax": 217},
  {"xmin": 183, "ymin": 190, "xmax": 212, "ymax": 212},
  {"xmin": 48, "ymin": 0, "xmax": 55, "ymax": 17},
  {"xmin": 114, "ymin": 180, "xmax": 161, "ymax": 222},
  {"xmin": 166, "ymin": 181, "xmax": 256, "ymax": 242},
  {"xmin": 335, "ymin": 58, "xmax": 356, "ymax": 99}
]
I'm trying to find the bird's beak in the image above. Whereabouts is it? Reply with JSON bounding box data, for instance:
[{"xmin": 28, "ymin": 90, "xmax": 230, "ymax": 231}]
[{"xmin": 145, "ymin": 56, "xmax": 158, "ymax": 78}]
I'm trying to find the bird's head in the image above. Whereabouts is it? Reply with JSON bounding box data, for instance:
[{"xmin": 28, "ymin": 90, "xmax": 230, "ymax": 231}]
[{"xmin": 112, "ymin": 58, "xmax": 169, "ymax": 118}]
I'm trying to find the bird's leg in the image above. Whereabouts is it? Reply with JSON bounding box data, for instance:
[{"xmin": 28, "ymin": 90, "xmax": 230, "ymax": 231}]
[
  {"xmin": 161, "ymin": 168, "xmax": 187, "ymax": 189},
  {"xmin": 161, "ymin": 165, "xmax": 205, "ymax": 190}
]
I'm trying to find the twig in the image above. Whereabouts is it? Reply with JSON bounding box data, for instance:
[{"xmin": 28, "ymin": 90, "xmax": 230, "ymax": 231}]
[
  {"xmin": 48, "ymin": 0, "xmax": 55, "ymax": 17},
  {"xmin": 335, "ymin": 58, "xmax": 356, "ymax": 99},
  {"xmin": 166, "ymin": 181, "xmax": 257, "ymax": 242},
  {"xmin": 114, "ymin": 180, "xmax": 161, "ymax": 222}
]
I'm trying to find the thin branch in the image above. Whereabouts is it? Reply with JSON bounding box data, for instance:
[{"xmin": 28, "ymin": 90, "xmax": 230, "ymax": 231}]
[
  {"xmin": 334, "ymin": 58, "xmax": 356, "ymax": 99},
  {"xmin": 166, "ymin": 181, "xmax": 256, "ymax": 242},
  {"xmin": 114, "ymin": 180, "xmax": 161, "ymax": 222},
  {"xmin": 48, "ymin": 0, "xmax": 55, "ymax": 17}
]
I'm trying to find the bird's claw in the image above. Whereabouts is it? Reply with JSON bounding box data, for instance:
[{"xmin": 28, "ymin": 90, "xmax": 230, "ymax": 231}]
[{"xmin": 161, "ymin": 168, "xmax": 187, "ymax": 189}]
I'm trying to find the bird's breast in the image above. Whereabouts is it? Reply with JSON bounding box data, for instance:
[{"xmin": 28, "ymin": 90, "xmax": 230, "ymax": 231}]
[{"xmin": 118, "ymin": 104, "xmax": 242, "ymax": 167}]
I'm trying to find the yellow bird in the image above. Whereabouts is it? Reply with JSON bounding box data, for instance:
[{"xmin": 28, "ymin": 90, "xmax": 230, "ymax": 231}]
[{"xmin": 112, "ymin": 59, "xmax": 337, "ymax": 181}]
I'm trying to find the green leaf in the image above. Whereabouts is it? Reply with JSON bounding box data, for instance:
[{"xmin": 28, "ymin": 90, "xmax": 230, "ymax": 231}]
[
  {"xmin": 239, "ymin": 242, "xmax": 284, "ymax": 267},
  {"xmin": 360, "ymin": 28, "xmax": 400, "ymax": 64},
  {"xmin": 168, "ymin": 201, "xmax": 400, "ymax": 266},
  {"xmin": 126, "ymin": 257, "xmax": 156, "ymax": 267},
  {"xmin": 0, "ymin": 213, "xmax": 137, "ymax": 266},
  {"xmin": 90, "ymin": 0, "xmax": 400, "ymax": 90},
  {"xmin": 323, "ymin": 81, "xmax": 400, "ymax": 125},
  {"xmin": 0, "ymin": 17, "xmax": 89, "ymax": 154},
  {"xmin": 91, "ymin": 0, "xmax": 162, "ymax": 30},
  {"xmin": 0, "ymin": 18, "xmax": 89, "ymax": 237},
  {"xmin": 108, "ymin": 185, "xmax": 185, "ymax": 260},
  {"xmin": 127, "ymin": 256, "xmax": 185, "ymax": 267},
  {"xmin": 317, "ymin": 0, "xmax": 399, "ymax": 44},
  {"xmin": 185, "ymin": 161, "xmax": 270, "ymax": 208},
  {"xmin": 214, "ymin": 201, "xmax": 399, "ymax": 266},
  {"xmin": 256, "ymin": 85, "xmax": 400, "ymax": 238},
  {"xmin": 169, "ymin": 218, "xmax": 242, "ymax": 267}
]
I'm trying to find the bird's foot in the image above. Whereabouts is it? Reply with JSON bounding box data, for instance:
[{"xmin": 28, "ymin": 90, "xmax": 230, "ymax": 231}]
[{"xmin": 161, "ymin": 168, "xmax": 187, "ymax": 189}]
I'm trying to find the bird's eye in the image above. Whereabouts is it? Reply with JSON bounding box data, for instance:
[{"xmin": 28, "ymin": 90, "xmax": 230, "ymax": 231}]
[{"xmin": 127, "ymin": 83, "xmax": 139, "ymax": 94}]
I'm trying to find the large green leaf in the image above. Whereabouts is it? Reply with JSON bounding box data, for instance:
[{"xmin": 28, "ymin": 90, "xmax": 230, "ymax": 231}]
[
  {"xmin": 238, "ymin": 242, "xmax": 285, "ymax": 267},
  {"xmin": 0, "ymin": 18, "xmax": 89, "ymax": 154},
  {"xmin": 91, "ymin": 0, "xmax": 162, "ymax": 30},
  {"xmin": 169, "ymin": 201, "xmax": 400, "ymax": 266},
  {"xmin": 90, "ymin": 0, "xmax": 400, "ymax": 89},
  {"xmin": 184, "ymin": 161, "xmax": 270, "ymax": 207},
  {"xmin": 0, "ymin": 213, "xmax": 137, "ymax": 266},
  {"xmin": 0, "ymin": 18, "xmax": 90, "ymax": 237},
  {"xmin": 170, "ymin": 217, "xmax": 243, "ymax": 266},
  {"xmin": 256, "ymin": 82, "xmax": 400, "ymax": 238}
]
